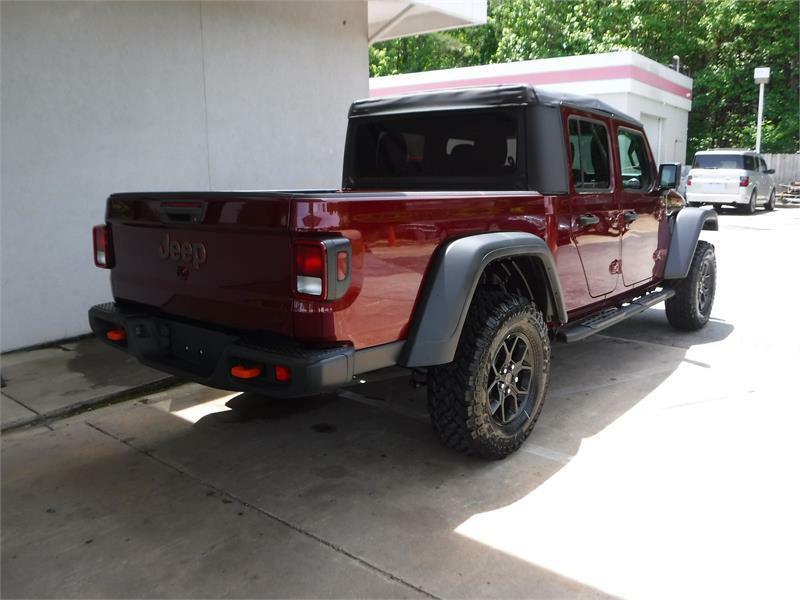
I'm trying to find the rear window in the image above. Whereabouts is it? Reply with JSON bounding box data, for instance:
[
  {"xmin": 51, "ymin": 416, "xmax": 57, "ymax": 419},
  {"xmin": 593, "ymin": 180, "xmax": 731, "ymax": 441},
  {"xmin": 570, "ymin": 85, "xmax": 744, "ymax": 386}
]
[
  {"xmin": 344, "ymin": 108, "xmax": 525, "ymax": 190},
  {"xmin": 693, "ymin": 154, "xmax": 745, "ymax": 169}
]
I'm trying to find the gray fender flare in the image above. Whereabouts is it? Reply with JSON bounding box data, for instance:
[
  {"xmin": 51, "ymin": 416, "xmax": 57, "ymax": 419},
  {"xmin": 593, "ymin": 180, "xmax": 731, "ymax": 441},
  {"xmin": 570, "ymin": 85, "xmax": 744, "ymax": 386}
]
[
  {"xmin": 664, "ymin": 206, "xmax": 719, "ymax": 280},
  {"xmin": 399, "ymin": 232, "xmax": 567, "ymax": 368}
]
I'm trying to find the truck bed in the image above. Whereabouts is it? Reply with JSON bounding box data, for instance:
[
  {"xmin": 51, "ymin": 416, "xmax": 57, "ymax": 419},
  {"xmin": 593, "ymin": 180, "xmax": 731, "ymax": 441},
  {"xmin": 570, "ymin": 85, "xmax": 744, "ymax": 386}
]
[{"xmin": 105, "ymin": 189, "xmax": 552, "ymax": 349}]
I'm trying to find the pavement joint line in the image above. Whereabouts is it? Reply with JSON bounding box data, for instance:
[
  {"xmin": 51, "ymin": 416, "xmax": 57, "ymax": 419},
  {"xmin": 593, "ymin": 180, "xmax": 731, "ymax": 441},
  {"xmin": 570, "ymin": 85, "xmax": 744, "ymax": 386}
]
[
  {"xmin": 1, "ymin": 377, "xmax": 180, "ymax": 433},
  {"xmin": 519, "ymin": 444, "xmax": 573, "ymax": 465},
  {"xmin": 84, "ymin": 420, "xmax": 442, "ymax": 600},
  {"xmin": 1, "ymin": 389, "xmax": 44, "ymax": 422},
  {"xmin": 593, "ymin": 332, "xmax": 692, "ymax": 350},
  {"xmin": 547, "ymin": 365, "xmax": 677, "ymax": 401},
  {"xmin": 593, "ymin": 328, "xmax": 733, "ymax": 353}
]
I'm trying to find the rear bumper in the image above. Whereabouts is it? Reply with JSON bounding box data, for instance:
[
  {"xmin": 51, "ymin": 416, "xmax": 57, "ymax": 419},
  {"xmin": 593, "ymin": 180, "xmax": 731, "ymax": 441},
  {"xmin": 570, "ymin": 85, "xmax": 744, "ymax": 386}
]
[
  {"xmin": 88, "ymin": 303, "xmax": 355, "ymax": 398},
  {"xmin": 685, "ymin": 190, "xmax": 747, "ymax": 205}
]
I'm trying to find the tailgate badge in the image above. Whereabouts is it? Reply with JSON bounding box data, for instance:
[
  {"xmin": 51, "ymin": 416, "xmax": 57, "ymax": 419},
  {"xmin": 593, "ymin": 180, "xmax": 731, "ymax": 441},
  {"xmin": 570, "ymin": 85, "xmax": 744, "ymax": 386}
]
[{"xmin": 158, "ymin": 233, "xmax": 207, "ymax": 270}]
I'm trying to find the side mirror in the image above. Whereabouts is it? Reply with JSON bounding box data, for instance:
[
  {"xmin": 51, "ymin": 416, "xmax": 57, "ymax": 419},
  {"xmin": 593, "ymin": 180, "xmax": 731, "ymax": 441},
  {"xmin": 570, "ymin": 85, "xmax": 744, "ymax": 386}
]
[
  {"xmin": 767, "ymin": 168, "xmax": 775, "ymax": 174},
  {"xmin": 658, "ymin": 163, "xmax": 681, "ymax": 190}
]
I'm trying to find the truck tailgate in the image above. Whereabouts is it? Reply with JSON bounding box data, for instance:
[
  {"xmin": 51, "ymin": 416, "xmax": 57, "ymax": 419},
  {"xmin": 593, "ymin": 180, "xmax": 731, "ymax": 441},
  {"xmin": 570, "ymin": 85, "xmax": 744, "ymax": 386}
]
[{"xmin": 107, "ymin": 192, "xmax": 294, "ymax": 338}]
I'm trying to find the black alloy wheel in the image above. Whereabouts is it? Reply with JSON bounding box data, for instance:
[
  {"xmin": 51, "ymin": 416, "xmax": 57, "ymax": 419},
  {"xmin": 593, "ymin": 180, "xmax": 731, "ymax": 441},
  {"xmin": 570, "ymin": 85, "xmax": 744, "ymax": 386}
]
[{"xmin": 487, "ymin": 332, "xmax": 535, "ymax": 427}]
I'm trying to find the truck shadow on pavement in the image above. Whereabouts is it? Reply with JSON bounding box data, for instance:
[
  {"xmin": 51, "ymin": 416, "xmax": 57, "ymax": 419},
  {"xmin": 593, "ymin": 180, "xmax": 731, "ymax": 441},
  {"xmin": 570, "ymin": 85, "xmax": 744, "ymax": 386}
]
[{"xmin": 3, "ymin": 308, "xmax": 734, "ymax": 599}]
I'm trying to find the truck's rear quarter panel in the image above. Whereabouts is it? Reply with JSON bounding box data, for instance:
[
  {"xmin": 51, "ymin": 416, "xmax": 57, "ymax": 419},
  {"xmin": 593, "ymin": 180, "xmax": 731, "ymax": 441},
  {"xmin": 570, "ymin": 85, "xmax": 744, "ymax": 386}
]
[{"xmin": 290, "ymin": 192, "xmax": 552, "ymax": 348}]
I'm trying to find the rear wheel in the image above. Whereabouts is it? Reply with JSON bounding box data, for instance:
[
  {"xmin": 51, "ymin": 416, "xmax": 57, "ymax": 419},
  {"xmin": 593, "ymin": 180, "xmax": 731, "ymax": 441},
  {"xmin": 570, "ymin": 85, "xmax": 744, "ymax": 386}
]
[
  {"xmin": 427, "ymin": 291, "xmax": 550, "ymax": 459},
  {"xmin": 765, "ymin": 189, "xmax": 776, "ymax": 211},
  {"xmin": 739, "ymin": 190, "xmax": 757, "ymax": 214},
  {"xmin": 665, "ymin": 240, "xmax": 716, "ymax": 331}
]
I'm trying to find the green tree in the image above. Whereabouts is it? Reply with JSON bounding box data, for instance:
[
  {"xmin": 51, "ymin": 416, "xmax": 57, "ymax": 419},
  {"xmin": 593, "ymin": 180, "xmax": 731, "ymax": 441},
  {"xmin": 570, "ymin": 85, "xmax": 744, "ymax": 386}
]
[{"xmin": 370, "ymin": 0, "xmax": 800, "ymax": 158}]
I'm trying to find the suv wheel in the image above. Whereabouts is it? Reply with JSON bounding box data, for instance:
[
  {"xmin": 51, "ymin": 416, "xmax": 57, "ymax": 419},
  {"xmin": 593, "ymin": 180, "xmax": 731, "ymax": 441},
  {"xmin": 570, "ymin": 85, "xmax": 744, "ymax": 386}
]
[
  {"xmin": 427, "ymin": 291, "xmax": 550, "ymax": 459},
  {"xmin": 665, "ymin": 240, "xmax": 716, "ymax": 331},
  {"xmin": 765, "ymin": 189, "xmax": 776, "ymax": 211},
  {"xmin": 740, "ymin": 190, "xmax": 757, "ymax": 214}
]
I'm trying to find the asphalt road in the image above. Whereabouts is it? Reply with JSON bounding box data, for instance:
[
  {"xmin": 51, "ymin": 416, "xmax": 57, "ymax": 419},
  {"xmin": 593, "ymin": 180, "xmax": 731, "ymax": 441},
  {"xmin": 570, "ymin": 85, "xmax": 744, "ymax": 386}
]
[{"xmin": 3, "ymin": 206, "xmax": 800, "ymax": 599}]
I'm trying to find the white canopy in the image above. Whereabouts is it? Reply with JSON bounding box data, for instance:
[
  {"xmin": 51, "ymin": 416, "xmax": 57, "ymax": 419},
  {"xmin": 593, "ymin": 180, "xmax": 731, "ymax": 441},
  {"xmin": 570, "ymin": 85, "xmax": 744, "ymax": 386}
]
[{"xmin": 368, "ymin": 0, "xmax": 487, "ymax": 43}]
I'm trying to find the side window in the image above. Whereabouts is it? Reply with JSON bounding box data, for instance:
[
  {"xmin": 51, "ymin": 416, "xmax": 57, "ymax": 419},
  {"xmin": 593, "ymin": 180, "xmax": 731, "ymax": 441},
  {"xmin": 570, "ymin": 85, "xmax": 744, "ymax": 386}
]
[
  {"xmin": 759, "ymin": 157, "xmax": 768, "ymax": 172},
  {"xmin": 616, "ymin": 129, "xmax": 652, "ymax": 190},
  {"xmin": 744, "ymin": 155, "xmax": 756, "ymax": 171},
  {"xmin": 568, "ymin": 117, "xmax": 611, "ymax": 191}
]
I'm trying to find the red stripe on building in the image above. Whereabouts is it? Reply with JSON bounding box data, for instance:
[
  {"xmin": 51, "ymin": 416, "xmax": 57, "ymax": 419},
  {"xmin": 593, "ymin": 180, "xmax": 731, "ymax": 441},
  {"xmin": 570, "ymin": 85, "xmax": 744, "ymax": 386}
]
[{"xmin": 371, "ymin": 65, "xmax": 692, "ymax": 100}]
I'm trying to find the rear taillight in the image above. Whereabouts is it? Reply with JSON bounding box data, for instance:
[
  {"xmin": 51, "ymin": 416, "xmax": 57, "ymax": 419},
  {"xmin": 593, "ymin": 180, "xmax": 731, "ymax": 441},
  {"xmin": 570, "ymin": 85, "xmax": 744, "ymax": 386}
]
[
  {"xmin": 93, "ymin": 225, "xmax": 113, "ymax": 268},
  {"xmin": 293, "ymin": 238, "xmax": 352, "ymax": 300},
  {"xmin": 295, "ymin": 242, "xmax": 326, "ymax": 296},
  {"xmin": 686, "ymin": 175, "xmax": 692, "ymax": 187},
  {"xmin": 739, "ymin": 176, "xmax": 750, "ymax": 187},
  {"xmin": 274, "ymin": 365, "xmax": 292, "ymax": 382}
]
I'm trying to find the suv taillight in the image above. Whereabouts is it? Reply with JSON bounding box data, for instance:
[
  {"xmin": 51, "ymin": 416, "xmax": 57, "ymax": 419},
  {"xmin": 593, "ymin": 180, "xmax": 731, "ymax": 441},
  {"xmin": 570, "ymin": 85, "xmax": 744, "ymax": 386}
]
[
  {"xmin": 293, "ymin": 238, "xmax": 351, "ymax": 300},
  {"xmin": 686, "ymin": 175, "xmax": 692, "ymax": 186},
  {"xmin": 739, "ymin": 176, "xmax": 750, "ymax": 187},
  {"xmin": 93, "ymin": 225, "xmax": 113, "ymax": 268}
]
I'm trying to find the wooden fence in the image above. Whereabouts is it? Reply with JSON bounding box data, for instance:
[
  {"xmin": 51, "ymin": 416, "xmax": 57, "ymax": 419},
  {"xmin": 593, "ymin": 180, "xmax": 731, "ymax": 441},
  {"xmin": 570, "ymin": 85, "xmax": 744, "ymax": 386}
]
[{"xmin": 763, "ymin": 153, "xmax": 800, "ymax": 185}]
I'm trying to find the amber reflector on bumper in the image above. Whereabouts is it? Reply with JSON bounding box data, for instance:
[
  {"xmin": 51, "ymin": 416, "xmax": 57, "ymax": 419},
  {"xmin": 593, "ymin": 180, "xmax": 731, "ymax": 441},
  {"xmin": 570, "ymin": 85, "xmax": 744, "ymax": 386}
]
[
  {"xmin": 106, "ymin": 329, "xmax": 126, "ymax": 341},
  {"xmin": 231, "ymin": 364, "xmax": 263, "ymax": 379}
]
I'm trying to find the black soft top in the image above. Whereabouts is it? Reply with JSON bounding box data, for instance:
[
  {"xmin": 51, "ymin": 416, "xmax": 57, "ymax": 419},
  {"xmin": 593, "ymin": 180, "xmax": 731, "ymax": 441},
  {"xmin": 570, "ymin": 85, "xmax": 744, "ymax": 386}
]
[{"xmin": 350, "ymin": 84, "xmax": 641, "ymax": 127}]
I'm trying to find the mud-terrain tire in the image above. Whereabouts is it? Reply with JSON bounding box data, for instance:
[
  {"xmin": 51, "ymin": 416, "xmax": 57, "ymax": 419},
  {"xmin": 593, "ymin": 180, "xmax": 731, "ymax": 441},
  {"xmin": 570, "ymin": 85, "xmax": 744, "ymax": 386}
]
[
  {"xmin": 765, "ymin": 189, "xmax": 776, "ymax": 211},
  {"xmin": 665, "ymin": 240, "xmax": 716, "ymax": 331},
  {"xmin": 739, "ymin": 190, "xmax": 757, "ymax": 214},
  {"xmin": 427, "ymin": 291, "xmax": 550, "ymax": 460}
]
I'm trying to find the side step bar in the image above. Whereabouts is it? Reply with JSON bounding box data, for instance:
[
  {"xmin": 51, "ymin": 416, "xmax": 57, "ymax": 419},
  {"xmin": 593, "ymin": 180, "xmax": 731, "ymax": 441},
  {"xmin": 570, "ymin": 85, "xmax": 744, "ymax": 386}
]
[{"xmin": 556, "ymin": 288, "xmax": 676, "ymax": 343}]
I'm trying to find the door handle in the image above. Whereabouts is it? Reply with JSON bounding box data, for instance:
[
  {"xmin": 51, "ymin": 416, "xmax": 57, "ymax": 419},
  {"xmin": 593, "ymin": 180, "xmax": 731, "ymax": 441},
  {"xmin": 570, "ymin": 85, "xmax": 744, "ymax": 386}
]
[
  {"xmin": 578, "ymin": 214, "xmax": 600, "ymax": 227},
  {"xmin": 623, "ymin": 211, "xmax": 639, "ymax": 223}
]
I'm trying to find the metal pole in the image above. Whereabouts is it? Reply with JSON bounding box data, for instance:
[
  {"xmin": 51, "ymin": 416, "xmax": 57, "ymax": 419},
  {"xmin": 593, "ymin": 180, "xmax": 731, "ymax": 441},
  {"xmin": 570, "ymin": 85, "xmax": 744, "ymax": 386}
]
[{"xmin": 756, "ymin": 81, "xmax": 765, "ymax": 152}]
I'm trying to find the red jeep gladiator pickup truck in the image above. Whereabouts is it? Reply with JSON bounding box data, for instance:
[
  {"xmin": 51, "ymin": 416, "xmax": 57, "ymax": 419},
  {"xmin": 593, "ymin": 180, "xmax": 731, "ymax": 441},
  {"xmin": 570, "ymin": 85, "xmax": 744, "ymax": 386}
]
[{"xmin": 90, "ymin": 85, "xmax": 718, "ymax": 459}]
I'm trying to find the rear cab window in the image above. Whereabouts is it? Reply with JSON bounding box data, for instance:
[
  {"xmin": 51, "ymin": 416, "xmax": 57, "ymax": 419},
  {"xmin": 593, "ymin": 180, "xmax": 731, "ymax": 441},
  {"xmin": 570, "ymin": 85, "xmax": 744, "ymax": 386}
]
[{"xmin": 345, "ymin": 108, "xmax": 526, "ymax": 191}]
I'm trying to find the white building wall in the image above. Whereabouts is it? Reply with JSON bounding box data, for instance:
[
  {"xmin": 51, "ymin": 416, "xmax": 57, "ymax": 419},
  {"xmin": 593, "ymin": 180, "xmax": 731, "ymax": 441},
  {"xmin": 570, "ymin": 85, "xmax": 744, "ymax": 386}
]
[{"xmin": 1, "ymin": 1, "xmax": 369, "ymax": 351}]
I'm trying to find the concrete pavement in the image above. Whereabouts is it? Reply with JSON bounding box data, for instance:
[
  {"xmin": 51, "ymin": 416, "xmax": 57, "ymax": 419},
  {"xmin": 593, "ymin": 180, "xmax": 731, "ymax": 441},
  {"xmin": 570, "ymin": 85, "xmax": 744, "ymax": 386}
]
[
  {"xmin": 3, "ymin": 207, "xmax": 800, "ymax": 599},
  {"xmin": 1, "ymin": 336, "xmax": 175, "ymax": 431}
]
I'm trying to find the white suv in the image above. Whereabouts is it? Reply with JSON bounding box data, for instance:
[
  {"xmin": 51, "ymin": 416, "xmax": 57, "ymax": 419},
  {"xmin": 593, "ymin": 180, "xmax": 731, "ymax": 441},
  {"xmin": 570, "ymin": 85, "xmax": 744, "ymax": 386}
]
[{"xmin": 685, "ymin": 149, "xmax": 776, "ymax": 214}]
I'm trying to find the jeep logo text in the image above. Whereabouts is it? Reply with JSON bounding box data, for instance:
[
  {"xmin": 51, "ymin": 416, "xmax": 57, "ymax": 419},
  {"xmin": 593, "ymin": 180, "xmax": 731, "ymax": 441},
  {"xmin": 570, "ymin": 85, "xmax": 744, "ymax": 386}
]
[{"xmin": 158, "ymin": 233, "xmax": 207, "ymax": 269}]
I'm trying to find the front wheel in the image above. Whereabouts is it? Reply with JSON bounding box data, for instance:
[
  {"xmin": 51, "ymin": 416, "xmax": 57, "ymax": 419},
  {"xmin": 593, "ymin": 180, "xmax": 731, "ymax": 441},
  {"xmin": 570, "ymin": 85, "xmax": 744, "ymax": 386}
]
[
  {"xmin": 427, "ymin": 292, "xmax": 550, "ymax": 459},
  {"xmin": 665, "ymin": 240, "xmax": 716, "ymax": 331}
]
